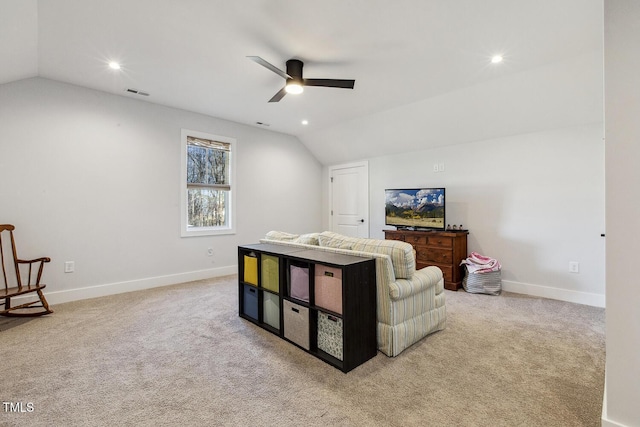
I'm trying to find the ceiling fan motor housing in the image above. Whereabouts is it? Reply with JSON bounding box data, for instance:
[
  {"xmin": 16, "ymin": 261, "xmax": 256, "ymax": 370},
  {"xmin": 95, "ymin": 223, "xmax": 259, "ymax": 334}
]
[{"xmin": 286, "ymin": 59, "xmax": 304, "ymax": 85}]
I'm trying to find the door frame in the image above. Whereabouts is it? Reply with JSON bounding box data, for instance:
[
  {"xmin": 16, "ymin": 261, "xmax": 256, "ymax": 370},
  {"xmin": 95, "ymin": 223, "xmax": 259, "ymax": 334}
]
[{"xmin": 328, "ymin": 161, "xmax": 370, "ymax": 238}]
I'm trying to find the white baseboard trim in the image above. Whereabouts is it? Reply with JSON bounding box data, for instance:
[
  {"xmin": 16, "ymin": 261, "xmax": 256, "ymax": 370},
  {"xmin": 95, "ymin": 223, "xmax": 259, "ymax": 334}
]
[
  {"xmin": 39, "ymin": 265, "xmax": 237, "ymax": 306},
  {"xmin": 601, "ymin": 416, "xmax": 629, "ymax": 427},
  {"xmin": 601, "ymin": 377, "xmax": 631, "ymax": 427},
  {"xmin": 501, "ymin": 280, "xmax": 605, "ymax": 308}
]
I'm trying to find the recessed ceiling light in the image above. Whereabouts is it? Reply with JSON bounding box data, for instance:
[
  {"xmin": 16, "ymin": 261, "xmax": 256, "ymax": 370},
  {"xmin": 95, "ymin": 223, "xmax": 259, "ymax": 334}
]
[
  {"xmin": 301, "ymin": 120, "xmax": 309, "ymax": 125},
  {"xmin": 491, "ymin": 55, "xmax": 503, "ymax": 64},
  {"xmin": 108, "ymin": 61, "xmax": 121, "ymax": 70}
]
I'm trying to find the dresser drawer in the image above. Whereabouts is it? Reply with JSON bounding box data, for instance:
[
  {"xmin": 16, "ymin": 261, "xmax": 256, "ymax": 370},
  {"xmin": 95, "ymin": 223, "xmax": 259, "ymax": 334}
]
[
  {"xmin": 386, "ymin": 234, "xmax": 405, "ymax": 242},
  {"xmin": 416, "ymin": 263, "xmax": 453, "ymax": 283},
  {"xmin": 427, "ymin": 236, "xmax": 453, "ymax": 248},
  {"xmin": 437, "ymin": 265, "xmax": 453, "ymax": 283},
  {"xmin": 405, "ymin": 234, "xmax": 427, "ymax": 245},
  {"xmin": 417, "ymin": 248, "xmax": 453, "ymax": 264}
]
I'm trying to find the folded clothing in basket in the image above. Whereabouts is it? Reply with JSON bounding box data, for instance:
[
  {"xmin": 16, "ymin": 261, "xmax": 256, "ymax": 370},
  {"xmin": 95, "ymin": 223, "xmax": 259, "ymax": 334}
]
[{"xmin": 460, "ymin": 252, "xmax": 501, "ymax": 274}]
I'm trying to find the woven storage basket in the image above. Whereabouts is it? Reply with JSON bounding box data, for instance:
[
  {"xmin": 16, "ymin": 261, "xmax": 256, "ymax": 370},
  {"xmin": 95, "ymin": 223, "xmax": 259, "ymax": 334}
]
[{"xmin": 462, "ymin": 266, "xmax": 502, "ymax": 295}]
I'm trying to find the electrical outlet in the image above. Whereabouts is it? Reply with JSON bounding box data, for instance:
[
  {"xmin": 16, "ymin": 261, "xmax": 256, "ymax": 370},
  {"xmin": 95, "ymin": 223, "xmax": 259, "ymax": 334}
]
[
  {"xmin": 64, "ymin": 261, "xmax": 75, "ymax": 273},
  {"xmin": 433, "ymin": 164, "xmax": 439, "ymax": 172},
  {"xmin": 569, "ymin": 261, "xmax": 579, "ymax": 273}
]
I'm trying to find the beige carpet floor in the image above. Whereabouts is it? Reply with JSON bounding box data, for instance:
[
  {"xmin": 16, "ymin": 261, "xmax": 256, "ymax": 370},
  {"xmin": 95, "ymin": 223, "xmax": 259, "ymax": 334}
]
[{"xmin": 0, "ymin": 275, "xmax": 605, "ymax": 426}]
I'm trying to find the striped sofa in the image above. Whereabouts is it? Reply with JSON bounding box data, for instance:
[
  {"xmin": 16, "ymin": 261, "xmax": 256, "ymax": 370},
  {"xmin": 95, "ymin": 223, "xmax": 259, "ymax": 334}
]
[{"xmin": 261, "ymin": 231, "xmax": 446, "ymax": 357}]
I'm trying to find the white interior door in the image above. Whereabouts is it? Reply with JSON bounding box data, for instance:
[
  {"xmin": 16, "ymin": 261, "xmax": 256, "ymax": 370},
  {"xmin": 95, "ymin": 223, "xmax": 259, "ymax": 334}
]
[{"xmin": 329, "ymin": 162, "xmax": 369, "ymax": 238}]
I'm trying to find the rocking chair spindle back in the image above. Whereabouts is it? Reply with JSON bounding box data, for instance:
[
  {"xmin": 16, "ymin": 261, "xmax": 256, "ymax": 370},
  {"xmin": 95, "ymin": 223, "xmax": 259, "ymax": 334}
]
[{"xmin": 0, "ymin": 224, "xmax": 53, "ymax": 317}]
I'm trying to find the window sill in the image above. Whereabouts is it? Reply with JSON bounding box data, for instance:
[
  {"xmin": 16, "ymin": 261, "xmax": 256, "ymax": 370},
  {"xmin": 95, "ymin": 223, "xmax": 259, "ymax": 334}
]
[{"xmin": 181, "ymin": 227, "xmax": 236, "ymax": 237}]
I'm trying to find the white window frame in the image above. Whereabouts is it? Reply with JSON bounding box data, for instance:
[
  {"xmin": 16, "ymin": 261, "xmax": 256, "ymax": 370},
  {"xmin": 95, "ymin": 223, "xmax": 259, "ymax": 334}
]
[{"xmin": 180, "ymin": 129, "xmax": 236, "ymax": 237}]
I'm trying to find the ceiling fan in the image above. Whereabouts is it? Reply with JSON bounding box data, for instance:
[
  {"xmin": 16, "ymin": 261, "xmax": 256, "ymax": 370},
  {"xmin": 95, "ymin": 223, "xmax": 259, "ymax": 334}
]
[{"xmin": 247, "ymin": 56, "xmax": 356, "ymax": 102}]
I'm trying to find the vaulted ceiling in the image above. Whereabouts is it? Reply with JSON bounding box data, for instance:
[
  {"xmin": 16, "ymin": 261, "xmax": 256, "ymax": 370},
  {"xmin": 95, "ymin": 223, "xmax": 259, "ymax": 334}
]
[{"xmin": 1, "ymin": 0, "xmax": 603, "ymax": 165}]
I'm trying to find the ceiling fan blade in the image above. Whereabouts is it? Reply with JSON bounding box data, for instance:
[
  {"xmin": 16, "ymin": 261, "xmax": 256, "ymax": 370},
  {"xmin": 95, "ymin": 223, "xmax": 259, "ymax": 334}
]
[
  {"xmin": 247, "ymin": 56, "xmax": 291, "ymax": 79},
  {"xmin": 268, "ymin": 87, "xmax": 287, "ymax": 103},
  {"xmin": 304, "ymin": 79, "xmax": 355, "ymax": 89}
]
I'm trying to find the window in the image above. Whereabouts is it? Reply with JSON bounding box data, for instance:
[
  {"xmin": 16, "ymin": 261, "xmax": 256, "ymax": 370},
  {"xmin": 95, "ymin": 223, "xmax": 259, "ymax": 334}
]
[{"xmin": 181, "ymin": 129, "xmax": 236, "ymax": 236}]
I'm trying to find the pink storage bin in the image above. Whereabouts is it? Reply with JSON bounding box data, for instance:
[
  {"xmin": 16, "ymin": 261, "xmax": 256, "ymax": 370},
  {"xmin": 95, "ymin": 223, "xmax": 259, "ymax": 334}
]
[{"xmin": 314, "ymin": 264, "xmax": 343, "ymax": 314}]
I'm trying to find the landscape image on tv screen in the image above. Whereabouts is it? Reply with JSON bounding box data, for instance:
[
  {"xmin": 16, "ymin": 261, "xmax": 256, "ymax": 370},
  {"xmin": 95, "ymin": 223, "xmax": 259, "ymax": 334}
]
[{"xmin": 385, "ymin": 188, "xmax": 445, "ymax": 230}]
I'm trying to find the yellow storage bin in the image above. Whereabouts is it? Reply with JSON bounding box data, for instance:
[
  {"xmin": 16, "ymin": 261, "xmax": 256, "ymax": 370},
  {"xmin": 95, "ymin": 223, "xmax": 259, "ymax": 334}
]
[
  {"xmin": 261, "ymin": 255, "xmax": 279, "ymax": 292},
  {"xmin": 243, "ymin": 254, "xmax": 258, "ymax": 285}
]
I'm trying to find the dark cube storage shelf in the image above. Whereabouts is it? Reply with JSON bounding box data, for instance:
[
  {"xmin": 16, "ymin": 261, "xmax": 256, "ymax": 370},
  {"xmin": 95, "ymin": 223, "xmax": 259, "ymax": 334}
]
[{"xmin": 238, "ymin": 243, "xmax": 377, "ymax": 373}]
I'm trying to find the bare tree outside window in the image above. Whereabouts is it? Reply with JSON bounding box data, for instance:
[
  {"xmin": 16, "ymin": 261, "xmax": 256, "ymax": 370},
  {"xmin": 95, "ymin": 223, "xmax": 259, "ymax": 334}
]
[{"xmin": 186, "ymin": 136, "xmax": 231, "ymax": 228}]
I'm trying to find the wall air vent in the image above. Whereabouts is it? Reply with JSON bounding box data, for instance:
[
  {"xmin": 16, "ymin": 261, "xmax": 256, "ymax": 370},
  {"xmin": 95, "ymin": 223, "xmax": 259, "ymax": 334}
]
[{"xmin": 125, "ymin": 88, "xmax": 150, "ymax": 96}]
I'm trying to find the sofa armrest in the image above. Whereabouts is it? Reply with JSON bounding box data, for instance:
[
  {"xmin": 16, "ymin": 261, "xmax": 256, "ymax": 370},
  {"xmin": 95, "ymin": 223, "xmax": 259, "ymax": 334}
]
[{"xmin": 388, "ymin": 266, "xmax": 443, "ymax": 300}]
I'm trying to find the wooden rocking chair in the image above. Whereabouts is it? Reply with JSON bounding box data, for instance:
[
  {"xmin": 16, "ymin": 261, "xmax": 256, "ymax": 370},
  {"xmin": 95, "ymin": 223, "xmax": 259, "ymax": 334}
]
[{"xmin": 0, "ymin": 224, "xmax": 53, "ymax": 316}]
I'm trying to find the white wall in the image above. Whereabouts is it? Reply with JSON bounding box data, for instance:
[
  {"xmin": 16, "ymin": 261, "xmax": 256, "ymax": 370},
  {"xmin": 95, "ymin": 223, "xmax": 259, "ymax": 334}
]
[
  {"xmin": 603, "ymin": 1, "xmax": 640, "ymax": 426},
  {"xmin": 327, "ymin": 123, "xmax": 605, "ymax": 306},
  {"xmin": 0, "ymin": 77, "xmax": 322, "ymax": 303},
  {"xmin": 0, "ymin": 0, "xmax": 38, "ymax": 85}
]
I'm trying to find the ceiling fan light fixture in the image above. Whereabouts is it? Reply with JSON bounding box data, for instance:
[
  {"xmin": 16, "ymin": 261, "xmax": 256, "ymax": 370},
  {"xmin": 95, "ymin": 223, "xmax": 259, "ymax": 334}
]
[
  {"xmin": 248, "ymin": 56, "xmax": 355, "ymax": 102},
  {"xmin": 285, "ymin": 81, "xmax": 304, "ymax": 95}
]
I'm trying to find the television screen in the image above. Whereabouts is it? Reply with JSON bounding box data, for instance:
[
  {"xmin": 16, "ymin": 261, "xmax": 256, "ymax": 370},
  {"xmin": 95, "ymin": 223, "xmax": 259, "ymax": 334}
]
[{"xmin": 385, "ymin": 188, "xmax": 445, "ymax": 230}]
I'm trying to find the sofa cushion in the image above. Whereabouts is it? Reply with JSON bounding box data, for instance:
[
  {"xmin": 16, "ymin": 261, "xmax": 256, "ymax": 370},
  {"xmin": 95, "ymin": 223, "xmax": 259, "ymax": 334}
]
[
  {"xmin": 317, "ymin": 231, "xmax": 360, "ymax": 250},
  {"xmin": 318, "ymin": 231, "xmax": 415, "ymax": 279},
  {"xmin": 350, "ymin": 239, "xmax": 415, "ymax": 279}
]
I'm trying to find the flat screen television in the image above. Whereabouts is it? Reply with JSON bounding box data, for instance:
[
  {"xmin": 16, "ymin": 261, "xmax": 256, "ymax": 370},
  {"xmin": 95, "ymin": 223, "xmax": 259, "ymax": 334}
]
[{"xmin": 385, "ymin": 188, "xmax": 445, "ymax": 230}]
